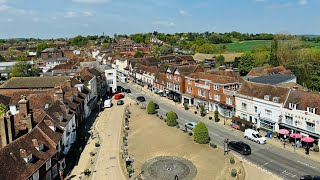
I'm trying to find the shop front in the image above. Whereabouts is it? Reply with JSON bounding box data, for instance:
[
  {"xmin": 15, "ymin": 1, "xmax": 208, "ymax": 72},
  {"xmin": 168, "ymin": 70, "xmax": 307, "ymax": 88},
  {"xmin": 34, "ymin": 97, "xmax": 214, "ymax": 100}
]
[
  {"xmin": 259, "ymin": 118, "xmax": 276, "ymax": 132},
  {"xmin": 279, "ymin": 123, "xmax": 320, "ymax": 145}
]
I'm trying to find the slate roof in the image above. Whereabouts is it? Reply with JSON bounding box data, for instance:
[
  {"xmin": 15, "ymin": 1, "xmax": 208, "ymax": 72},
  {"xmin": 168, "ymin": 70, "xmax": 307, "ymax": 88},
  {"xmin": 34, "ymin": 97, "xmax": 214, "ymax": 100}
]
[
  {"xmin": 237, "ymin": 81, "xmax": 290, "ymax": 103},
  {"xmin": 247, "ymin": 74, "xmax": 296, "ymax": 85},
  {"xmin": 0, "ymin": 127, "xmax": 58, "ymax": 180},
  {"xmin": 285, "ymin": 89, "xmax": 320, "ymax": 115},
  {"xmin": 0, "ymin": 77, "xmax": 69, "ymax": 89}
]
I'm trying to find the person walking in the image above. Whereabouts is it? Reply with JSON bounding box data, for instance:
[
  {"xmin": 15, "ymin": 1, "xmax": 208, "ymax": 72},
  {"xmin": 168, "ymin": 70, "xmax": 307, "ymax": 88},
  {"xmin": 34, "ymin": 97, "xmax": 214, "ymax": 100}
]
[{"xmin": 283, "ymin": 141, "xmax": 286, "ymax": 148}]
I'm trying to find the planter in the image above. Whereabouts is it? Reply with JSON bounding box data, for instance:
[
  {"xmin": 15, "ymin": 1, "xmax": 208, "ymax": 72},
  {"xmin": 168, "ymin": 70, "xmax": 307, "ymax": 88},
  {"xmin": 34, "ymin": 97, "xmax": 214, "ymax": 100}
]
[
  {"xmin": 84, "ymin": 169, "xmax": 91, "ymax": 176},
  {"xmin": 231, "ymin": 169, "xmax": 237, "ymax": 177},
  {"xmin": 230, "ymin": 157, "xmax": 235, "ymax": 164},
  {"xmin": 194, "ymin": 111, "xmax": 197, "ymax": 114},
  {"xmin": 209, "ymin": 117, "xmax": 213, "ymax": 120},
  {"xmin": 215, "ymin": 118, "xmax": 220, "ymax": 122},
  {"xmin": 209, "ymin": 142, "xmax": 217, "ymax": 148},
  {"xmin": 188, "ymin": 132, "xmax": 193, "ymax": 136}
]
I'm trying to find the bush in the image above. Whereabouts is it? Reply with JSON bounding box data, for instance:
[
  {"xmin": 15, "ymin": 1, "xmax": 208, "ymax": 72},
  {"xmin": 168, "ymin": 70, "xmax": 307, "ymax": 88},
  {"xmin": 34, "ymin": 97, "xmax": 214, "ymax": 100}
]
[
  {"xmin": 84, "ymin": 169, "xmax": 91, "ymax": 176},
  {"xmin": 95, "ymin": 142, "xmax": 100, "ymax": 147},
  {"xmin": 314, "ymin": 144, "xmax": 319, "ymax": 152},
  {"xmin": 214, "ymin": 110, "xmax": 219, "ymax": 122},
  {"xmin": 147, "ymin": 101, "xmax": 156, "ymax": 114},
  {"xmin": 200, "ymin": 105, "xmax": 206, "ymax": 116},
  {"xmin": 231, "ymin": 169, "xmax": 237, "ymax": 177},
  {"xmin": 230, "ymin": 157, "xmax": 235, "ymax": 164},
  {"xmin": 166, "ymin": 111, "xmax": 178, "ymax": 126},
  {"xmin": 193, "ymin": 122, "xmax": 210, "ymax": 144},
  {"xmin": 127, "ymin": 165, "xmax": 133, "ymax": 174}
]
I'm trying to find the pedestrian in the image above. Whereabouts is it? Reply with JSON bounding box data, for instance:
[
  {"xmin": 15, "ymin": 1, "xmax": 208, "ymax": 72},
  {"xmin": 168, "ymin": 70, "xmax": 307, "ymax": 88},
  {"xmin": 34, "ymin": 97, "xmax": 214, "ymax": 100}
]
[
  {"xmin": 306, "ymin": 146, "xmax": 310, "ymax": 155},
  {"xmin": 175, "ymin": 175, "xmax": 179, "ymax": 180},
  {"xmin": 78, "ymin": 174, "xmax": 82, "ymax": 180},
  {"xmin": 283, "ymin": 141, "xmax": 286, "ymax": 148}
]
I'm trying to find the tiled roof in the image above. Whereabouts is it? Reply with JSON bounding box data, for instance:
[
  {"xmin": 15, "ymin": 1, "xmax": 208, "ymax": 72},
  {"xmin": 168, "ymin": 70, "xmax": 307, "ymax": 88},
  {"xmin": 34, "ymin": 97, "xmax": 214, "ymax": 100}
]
[
  {"xmin": 285, "ymin": 89, "xmax": 320, "ymax": 115},
  {"xmin": 0, "ymin": 77, "xmax": 69, "ymax": 89},
  {"xmin": 0, "ymin": 127, "xmax": 57, "ymax": 180},
  {"xmin": 237, "ymin": 81, "xmax": 290, "ymax": 103},
  {"xmin": 187, "ymin": 72, "xmax": 241, "ymax": 84},
  {"xmin": 247, "ymin": 66, "xmax": 292, "ymax": 76},
  {"xmin": 155, "ymin": 73, "xmax": 167, "ymax": 84},
  {"xmin": 136, "ymin": 64, "xmax": 159, "ymax": 75}
]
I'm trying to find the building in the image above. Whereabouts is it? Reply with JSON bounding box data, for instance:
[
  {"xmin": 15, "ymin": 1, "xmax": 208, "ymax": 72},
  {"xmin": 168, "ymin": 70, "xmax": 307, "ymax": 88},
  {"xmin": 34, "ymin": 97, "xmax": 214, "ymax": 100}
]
[
  {"xmin": 153, "ymin": 73, "xmax": 167, "ymax": 96},
  {"xmin": 41, "ymin": 48, "xmax": 63, "ymax": 59},
  {"xmin": 134, "ymin": 64, "xmax": 160, "ymax": 89},
  {"xmin": 246, "ymin": 74, "xmax": 297, "ymax": 86},
  {"xmin": 101, "ymin": 65, "xmax": 117, "ymax": 94},
  {"xmin": 184, "ymin": 72, "xmax": 242, "ymax": 117},
  {"xmin": 280, "ymin": 89, "xmax": 320, "ymax": 144},
  {"xmin": 235, "ymin": 81, "xmax": 290, "ymax": 132}
]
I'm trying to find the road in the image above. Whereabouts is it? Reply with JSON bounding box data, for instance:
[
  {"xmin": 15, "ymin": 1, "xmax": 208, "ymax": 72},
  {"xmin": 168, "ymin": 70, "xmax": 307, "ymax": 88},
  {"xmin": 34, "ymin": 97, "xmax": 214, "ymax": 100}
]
[{"xmin": 120, "ymin": 82, "xmax": 320, "ymax": 180}]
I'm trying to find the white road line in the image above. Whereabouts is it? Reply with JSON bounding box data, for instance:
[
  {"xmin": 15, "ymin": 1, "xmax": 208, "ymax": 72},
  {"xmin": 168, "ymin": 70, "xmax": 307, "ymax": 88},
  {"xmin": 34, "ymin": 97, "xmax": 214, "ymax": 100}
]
[
  {"xmin": 282, "ymin": 170, "xmax": 296, "ymax": 178},
  {"xmin": 262, "ymin": 160, "xmax": 272, "ymax": 166},
  {"xmin": 297, "ymin": 160, "xmax": 317, "ymax": 169}
]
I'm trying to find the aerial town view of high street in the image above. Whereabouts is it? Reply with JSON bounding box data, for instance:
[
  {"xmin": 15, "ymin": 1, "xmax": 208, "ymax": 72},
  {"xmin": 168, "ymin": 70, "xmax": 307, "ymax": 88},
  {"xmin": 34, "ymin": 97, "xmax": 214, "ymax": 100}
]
[{"xmin": 1, "ymin": 0, "xmax": 320, "ymax": 180}]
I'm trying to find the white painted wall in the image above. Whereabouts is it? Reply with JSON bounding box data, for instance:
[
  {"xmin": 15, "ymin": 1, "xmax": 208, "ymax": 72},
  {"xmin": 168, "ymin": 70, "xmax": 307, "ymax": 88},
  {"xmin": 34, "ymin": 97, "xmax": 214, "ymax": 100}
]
[{"xmin": 105, "ymin": 68, "xmax": 117, "ymax": 93}]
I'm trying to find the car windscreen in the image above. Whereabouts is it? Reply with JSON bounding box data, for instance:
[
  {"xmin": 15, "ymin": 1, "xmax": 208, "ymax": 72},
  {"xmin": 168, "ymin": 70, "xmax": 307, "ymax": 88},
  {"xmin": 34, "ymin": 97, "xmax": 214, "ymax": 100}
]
[{"xmin": 255, "ymin": 133, "xmax": 262, "ymax": 138}]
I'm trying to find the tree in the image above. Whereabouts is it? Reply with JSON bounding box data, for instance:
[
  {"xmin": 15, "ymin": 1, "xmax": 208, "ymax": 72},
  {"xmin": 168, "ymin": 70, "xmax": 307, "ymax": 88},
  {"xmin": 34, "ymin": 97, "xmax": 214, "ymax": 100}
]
[
  {"xmin": 0, "ymin": 104, "xmax": 8, "ymax": 117},
  {"xmin": 214, "ymin": 110, "xmax": 219, "ymax": 122},
  {"xmin": 134, "ymin": 51, "xmax": 144, "ymax": 58},
  {"xmin": 69, "ymin": 35, "xmax": 88, "ymax": 47},
  {"xmin": 166, "ymin": 111, "xmax": 178, "ymax": 126},
  {"xmin": 10, "ymin": 61, "xmax": 32, "ymax": 77},
  {"xmin": 216, "ymin": 55, "xmax": 225, "ymax": 67},
  {"xmin": 147, "ymin": 101, "xmax": 156, "ymax": 114},
  {"xmin": 0, "ymin": 54, "xmax": 5, "ymax": 62},
  {"xmin": 237, "ymin": 53, "xmax": 255, "ymax": 76},
  {"xmin": 193, "ymin": 122, "xmax": 210, "ymax": 144}
]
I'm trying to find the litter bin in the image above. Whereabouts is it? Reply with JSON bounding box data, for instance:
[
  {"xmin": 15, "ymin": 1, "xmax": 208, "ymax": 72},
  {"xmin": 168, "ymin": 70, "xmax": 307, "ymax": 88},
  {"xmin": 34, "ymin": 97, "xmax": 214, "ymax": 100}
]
[{"xmin": 266, "ymin": 132, "xmax": 271, "ymax": 138}]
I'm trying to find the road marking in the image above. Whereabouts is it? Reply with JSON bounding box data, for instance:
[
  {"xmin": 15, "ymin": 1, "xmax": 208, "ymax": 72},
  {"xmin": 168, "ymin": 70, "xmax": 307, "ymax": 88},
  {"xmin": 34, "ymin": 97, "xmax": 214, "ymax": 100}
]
[
  {"xmin": 262, "ymin": 160, "xmax": 272, "ymax": 166},
  {"xmin": 297, "ymin": 160, "xmax": 317, "ymax": 169},
  {"xmin": 282, "ymin": 170, "xmax": 296, "ymax": 178}
]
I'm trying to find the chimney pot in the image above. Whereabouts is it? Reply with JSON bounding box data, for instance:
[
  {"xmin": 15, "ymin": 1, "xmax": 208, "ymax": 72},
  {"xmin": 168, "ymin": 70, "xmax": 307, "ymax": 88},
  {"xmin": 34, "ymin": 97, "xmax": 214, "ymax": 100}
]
[
  {"xmin": 32, "ymin": 139, "xmax": 39, "ymax": 147},
  {"xmin": 20, "ymin": 149, "xmax": 27, "ymax": 158}
]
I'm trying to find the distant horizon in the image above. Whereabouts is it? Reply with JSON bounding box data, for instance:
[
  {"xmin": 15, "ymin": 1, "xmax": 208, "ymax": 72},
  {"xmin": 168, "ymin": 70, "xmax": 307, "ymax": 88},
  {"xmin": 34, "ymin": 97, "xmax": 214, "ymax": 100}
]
[{"xmin": 1, "ymin": 0, "xmax": 319, "ymax": 39}]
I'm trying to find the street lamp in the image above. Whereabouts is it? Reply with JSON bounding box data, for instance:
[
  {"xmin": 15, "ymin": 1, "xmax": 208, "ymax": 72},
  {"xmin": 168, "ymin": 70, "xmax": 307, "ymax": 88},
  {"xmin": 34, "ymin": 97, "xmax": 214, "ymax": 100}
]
[{"xmin": 294, "ymin": 120, "xmax": 300, "ymax": 152}]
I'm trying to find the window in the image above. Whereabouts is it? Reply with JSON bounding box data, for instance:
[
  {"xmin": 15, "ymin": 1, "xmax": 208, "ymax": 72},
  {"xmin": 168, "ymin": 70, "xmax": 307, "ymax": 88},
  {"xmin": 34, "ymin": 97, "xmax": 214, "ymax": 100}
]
[
  {"xmin": 307, "ymin": 107, "xmax": 316, "ymax": 114},
  {"xmin": 265, "ymin": 109, "xmax": 272, "ymax": 117},
  {"xmin": 46, "ymin": 158, "xmax": 51, "ymax": 171},
  {"xmin": 205, "ymin": 82, "xmax": 208, "ymax": 86},
  {"xmin": 273, "ymin": 97, "xmax": 279, "ymax": 103},
  {"xmin": 289, "ymin": 103, "xmax": 296, "ymax": 109},
  {"xmin": 52, "ymin": 164, "xmax": 58, "ymax": 178},
  {"xmin": 306, "ymin": 122, "xmax": 315, "ymax": 132},
  {"xmin": 285, "ymin": 116, "xmax": 293, "ymax": 125},
  {"xmin": 32, "ymin": 170, "xmax": 39, "ymax": 180},
  {"xmin": 107, "ymin": 73, "xmax": 113, "ymax": 76},
  {"xmin": 198, "ymin": 89, "xmax": 205, "ymax": 97},
  {"xmin": 232, "ymin": 85, "xmax": 235, "ymax": 90},
  {"xmin": 214, "ymin": 94, "xmax": 220, "ymax": 102},
  {"xmin": 226, "ymin": 97, "xmax": 232, "ymax": 105},
  {"xmin": 187, "ymin": 87, "xmax": 192, "ymax": 93},
  {"xmin": 254, "ymin": 106, "xmax": 257, "ymax": 113},
  {"xmin": 241, "ymin": 113, "xmax": 247, "ymax": 120},
  {"xmin": 177, "ymin": 77, "xmax": 181, "ymax": 82},
  {"xmin": 264, "ymin": 95, "xmax": 270, "ymax": 101},
  {"xmin": 214, "ymin": 84, "xmax": 219, "ymax": 90},
  {"xmin": 107, "ymin": 79, "xmax": 113, "ymax": 85},
  {"xmin": 209, "ymin": 93, "xmax": 212, "ymax": 99},
  {"xmin": 241, "ymin": 103, "xmax": 247, "ymax": 110},
  {"xmin": 46, "ymin": 170, "xmax": 52, "ymax": 180},
  {"xmin": 166, "ymin": 74, "xmax": 169, "ymax": 78},
  {"xmin": 188, "ymin": 79, "xmax": 192, "ymax": 84}
]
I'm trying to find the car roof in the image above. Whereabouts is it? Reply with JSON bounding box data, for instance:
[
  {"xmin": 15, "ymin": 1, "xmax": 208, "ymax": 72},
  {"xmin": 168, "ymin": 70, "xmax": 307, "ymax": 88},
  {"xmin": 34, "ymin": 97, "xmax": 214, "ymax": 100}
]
[
  {"xmin": 188, "ymin": 122, "xmax": 197, "ymax": 125},
  {"xmin": 238, "ymin": 141, "xmax": 250, "ymax": 148}
]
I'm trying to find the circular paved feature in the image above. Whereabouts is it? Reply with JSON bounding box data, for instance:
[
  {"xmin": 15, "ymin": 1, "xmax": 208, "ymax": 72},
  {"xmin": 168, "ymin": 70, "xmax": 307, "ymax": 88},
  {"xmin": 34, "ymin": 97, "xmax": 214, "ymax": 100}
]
[{"xmin": 142, "ymin": 156, "xmax": 197, "ymax": 180}]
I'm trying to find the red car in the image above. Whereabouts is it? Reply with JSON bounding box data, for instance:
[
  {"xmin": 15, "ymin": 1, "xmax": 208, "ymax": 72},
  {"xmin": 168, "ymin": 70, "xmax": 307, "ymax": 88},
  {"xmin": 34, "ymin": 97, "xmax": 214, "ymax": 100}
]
[{"xmin": 114, "ymin": 93, "xmax": 124, "ymax": 99}]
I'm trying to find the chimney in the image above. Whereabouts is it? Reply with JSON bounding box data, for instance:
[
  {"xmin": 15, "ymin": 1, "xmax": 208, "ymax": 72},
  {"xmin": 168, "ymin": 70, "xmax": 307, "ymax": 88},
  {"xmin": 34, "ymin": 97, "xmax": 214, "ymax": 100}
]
[
  {"xmin": 20, "ymin": 149, "xmax": 27, "ymax": 158},
  {"xmin": 0, "ymin": 111, "xmax": 16, "ymax": 147},
  {"xmin": 18, "ymin": 95, "xmax": 30, "ymax": 119},
  {"xmin": 32, "ymin": 139, "xmax": 40, "ymax": 150}
]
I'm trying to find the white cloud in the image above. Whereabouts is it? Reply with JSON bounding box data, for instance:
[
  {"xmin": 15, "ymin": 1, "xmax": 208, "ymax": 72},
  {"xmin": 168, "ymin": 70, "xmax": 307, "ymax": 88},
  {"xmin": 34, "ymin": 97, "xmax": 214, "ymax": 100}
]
[
  {"xmin": 64, "ymin": 11, "xmax": 77, "ymax": 18},
  {"xmin": 51, "ymin": 17, "xmax": 57, "ymax": 20},
  {"xmin": 255, "ymin": 0, "xmax": 265, "ymax": 2},
  {"xmin": 0, "ymin": 4, "xmax": 31, "ymax": 15},
  {"xmin": 299, "ymin": 0, "xmax": 308, "ymax": 5},
  {"xmin": 179, "ymin": 9, "xmax": 189, "ymax": 16},
  {"xmin": 83, "ymin": 11, "xmax": 93, "ymax": 16},
  {"xmin": 72, "ymin": 0, "xmax": 109, "ymax": 4},
  {"xmin": 152, "ymin": 20, "xmax": 175, "ymax": 28},
  {"xmin": 7, "ymin": 18, "xmax": 13, "ymax": 22},
  {"xmin": 32, "ymin": 17, "xmax": 39, "ymax": 22},
  {"xmin": 64, "ymin": 11, "xmax": 94, "ymax": 18}
]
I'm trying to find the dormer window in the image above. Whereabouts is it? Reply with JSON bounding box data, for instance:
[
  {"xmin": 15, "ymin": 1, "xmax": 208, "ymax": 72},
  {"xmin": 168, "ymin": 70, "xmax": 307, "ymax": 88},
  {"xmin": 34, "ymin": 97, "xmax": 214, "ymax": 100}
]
[
  {"xmin": 264, "ymin": 95, "xmax": 271, "ymax": 101},
  {"xmin": 307, "ymin": 107, "xmax": 316, "ymax": 114},
  {"xmin": 289, "ymin": 103, "xmax": 297, "ymax": 110},
  {"xmin": 49, "ymin": 125, "xmax": 56, "ymax": 132},
  {"xmin": 39, "ymin": 144, "xmax": 44, "ymax": 151},
  {"xmin": 273, "ymin": 97, "xmax": 280, "ymax": 103},
  {"xmin": 26, "ymin": 154, "xmax": 33, "ymax": 163}
]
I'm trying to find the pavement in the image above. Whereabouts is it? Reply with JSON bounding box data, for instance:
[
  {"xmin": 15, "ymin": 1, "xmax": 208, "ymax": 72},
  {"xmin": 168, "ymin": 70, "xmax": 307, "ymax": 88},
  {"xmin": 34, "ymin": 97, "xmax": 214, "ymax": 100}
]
[
  {"xmin": 90, "ymin": 98, "xmax": 132, "ymax": 180},
  {"xmin": 120, "ymin": 81, "xmax": 320, "ymax": 180}
]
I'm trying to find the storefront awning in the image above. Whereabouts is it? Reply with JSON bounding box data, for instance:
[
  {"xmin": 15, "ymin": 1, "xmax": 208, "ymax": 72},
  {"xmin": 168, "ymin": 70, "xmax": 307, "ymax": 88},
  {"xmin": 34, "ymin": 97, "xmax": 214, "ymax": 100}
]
[
  {"xmin": 232, "ymin": 116, "xmax": 253, "ymax": 126},
  {"xmin": 279, "ymin": 123, "xmax": 320, "ymax": 138}
]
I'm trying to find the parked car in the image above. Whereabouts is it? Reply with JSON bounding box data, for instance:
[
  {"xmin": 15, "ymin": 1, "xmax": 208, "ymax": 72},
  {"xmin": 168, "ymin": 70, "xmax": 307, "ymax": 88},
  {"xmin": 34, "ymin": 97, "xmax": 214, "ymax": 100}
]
[
  {"xmin": 114, "ymin": 93, "xmax": 124, "ymax": 99},
  {"xmin": 136, "ymin": 96, "xmax": 146, "ymax": 102},
  {"xmin": 117, "ymin": 100, "xmax": 124, "ymax": 105},
  {"xmin": 104, "ymin": 99, "xmax": 112, "ymax": 108},
  {"xmin": 228, "ymin": 141, "xmax": 251, "ymax": 155},
  {"xmin": 117, "ymin": 86, "xmax": 124, "ymax": 93},
  {"xmin": 300, "ymin": 175, "xmax": 320, "ymax": 180},
  {"xmin": 124, "ymin": 89, "xmax": 131, "ymax": 93},
  {"xmin": 184, "ymin": 122, "xmax": 197, "ymax": 131},
  {"xmin": 155, "ymin": 103, "xmax": 159, "ymax": 109},
  {"xmin": 244, "ymin": 129, "xmax": 266, "ymax": 144}
]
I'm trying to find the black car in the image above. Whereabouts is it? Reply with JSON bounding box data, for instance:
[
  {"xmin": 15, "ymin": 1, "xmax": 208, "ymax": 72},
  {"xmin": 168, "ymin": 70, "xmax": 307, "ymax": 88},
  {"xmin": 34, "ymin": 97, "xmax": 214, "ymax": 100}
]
[
  {"xmin": 228, "ymin": 141, "xmax": 251, "ymax": 155},
  {"xmin": 124, "ymin": 89, "xmax": 131, "ymax": 93},
  {"xmin": 155, "ymin": 103, "xmax": 159, "ymax": 109},
  {"xmin": 301, "ymin": 175, "xmax": 320, "ymax": 180},
  {"xmin": 136, "ymin": 96, "xmax": 146, "ymax": 102},
  {"xmin": 117, "ymin": 86, "xmax": 124, "ymax": 93},
  {"xmin": 117, "ymin": 100, "xmax": 124, "ymax": 105}
]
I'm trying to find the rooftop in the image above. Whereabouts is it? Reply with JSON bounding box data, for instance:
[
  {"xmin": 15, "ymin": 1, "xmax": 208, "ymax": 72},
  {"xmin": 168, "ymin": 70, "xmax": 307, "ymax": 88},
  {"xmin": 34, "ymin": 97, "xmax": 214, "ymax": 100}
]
[{"xmin": 0, "ymin": 76, "xmax": 69, "ymax": 89}]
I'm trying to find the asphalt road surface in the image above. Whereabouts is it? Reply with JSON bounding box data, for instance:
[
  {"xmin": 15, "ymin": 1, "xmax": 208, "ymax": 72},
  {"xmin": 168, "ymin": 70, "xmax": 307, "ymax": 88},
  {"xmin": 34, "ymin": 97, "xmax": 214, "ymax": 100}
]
[{"xmin": 119, "ymin": 82, "xmax": 320, "ymax": 180}]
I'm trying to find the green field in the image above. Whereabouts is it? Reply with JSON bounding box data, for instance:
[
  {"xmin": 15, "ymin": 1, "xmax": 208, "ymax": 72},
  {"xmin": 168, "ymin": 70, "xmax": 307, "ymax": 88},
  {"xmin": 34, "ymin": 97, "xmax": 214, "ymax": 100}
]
[{"xmin": 225, "ymin": 40, "xmax": 271, "ymax": 52}]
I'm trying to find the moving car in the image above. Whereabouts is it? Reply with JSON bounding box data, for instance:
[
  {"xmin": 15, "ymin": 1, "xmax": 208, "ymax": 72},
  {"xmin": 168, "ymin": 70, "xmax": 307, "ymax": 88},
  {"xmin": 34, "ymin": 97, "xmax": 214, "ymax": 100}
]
[
  {"xmin": 300, "ymin": 175, "xmax": 320, "ymax": 180},
  {"xmin": 185, "ymin": 122, "xmax": 197, "ymax": 131},
  {"xmin": 104, "ymin": 99, "xmax": 112, "ymax": 108},
  {"xmin": 136, "ymin": 96, "xmax": 146, "ymax": 102},
  {"xmin": 117, "ymin": 100, "xmax": 124, "ymax": 105},
  {"xmin": 244, "ymin": 129, "xmax": 266, "ymax": 144},
  {"xmin": 114, "ymin": 93, "xmax": 124, "ymax": 100},
  {"xmin": 228, "ymin": 141, "xmax": 251, "ymax": 155}
]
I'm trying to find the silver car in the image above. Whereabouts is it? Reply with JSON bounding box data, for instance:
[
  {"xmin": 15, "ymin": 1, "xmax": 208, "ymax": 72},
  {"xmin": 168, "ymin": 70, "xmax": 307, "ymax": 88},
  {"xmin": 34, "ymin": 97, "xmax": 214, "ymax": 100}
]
[{"xmin": 184, "ymin": 122, "xmax": 197, "ymax": 131}]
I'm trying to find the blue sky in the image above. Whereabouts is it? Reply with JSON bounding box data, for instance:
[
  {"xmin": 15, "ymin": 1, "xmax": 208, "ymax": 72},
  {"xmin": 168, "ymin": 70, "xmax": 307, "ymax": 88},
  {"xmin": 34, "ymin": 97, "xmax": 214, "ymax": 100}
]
[{"xmin": 0, "ymin": 0, "xmax": 318, "ymax": 38}]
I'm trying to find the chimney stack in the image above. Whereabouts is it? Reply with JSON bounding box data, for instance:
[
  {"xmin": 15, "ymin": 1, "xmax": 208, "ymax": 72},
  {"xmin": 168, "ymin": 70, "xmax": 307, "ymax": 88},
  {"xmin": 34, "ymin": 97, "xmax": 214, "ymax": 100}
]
[
  {"xmin": 20, "ymin": 149, "xmax": 27, "ymax": 158},
  {"xmin": 54, "ymin": 85, "xmax": 64, "ymax": 102},
  {"xmin": 18, "ymin": 95, "xmax": 30, "ymax": 119},
  {"xmin": 32, "ymin": 139, "xmax": 39, "ymax": 147}
]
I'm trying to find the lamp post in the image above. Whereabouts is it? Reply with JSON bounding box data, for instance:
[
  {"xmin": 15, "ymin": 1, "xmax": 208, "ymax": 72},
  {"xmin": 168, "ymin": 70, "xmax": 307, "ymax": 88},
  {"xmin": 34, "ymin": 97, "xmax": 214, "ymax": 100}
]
[{"xmin": 294, "ymin": 120, "xmax": 300, "ymax": 152}]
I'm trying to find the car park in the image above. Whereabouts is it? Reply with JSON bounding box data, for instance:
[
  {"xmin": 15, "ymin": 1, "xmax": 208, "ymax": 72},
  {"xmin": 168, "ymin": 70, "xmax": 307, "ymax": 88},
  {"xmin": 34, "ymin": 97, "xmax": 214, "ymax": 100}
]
[
  {"xmin": 244, "ymin": 129, "xmax": 266, "ymax": 144},
  {"xmin": 136, "ymin": 96, "xmax": 146, "ymax": 102},
  {"xmin": 184, "ymin": 122, "xmax": 197, "ymax": 131},
  {"xmin": 117, "ymin": 100, "xmax": 124, "ymax": 105},
  {"xmin": 227, "ymin": 141, "xmax": 251, "ymax": 155}
]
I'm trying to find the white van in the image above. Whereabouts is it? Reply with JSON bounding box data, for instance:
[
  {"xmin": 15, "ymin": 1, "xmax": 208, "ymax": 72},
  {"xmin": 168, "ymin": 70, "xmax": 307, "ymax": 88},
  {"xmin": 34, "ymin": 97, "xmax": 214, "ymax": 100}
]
[
  {"xmin": 104, "ymin": 99, "xmax": 112, "ymax": 108},
  {"xmin": 244, "ymin": 129, "xmax": 266, "ymax": 144}
]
